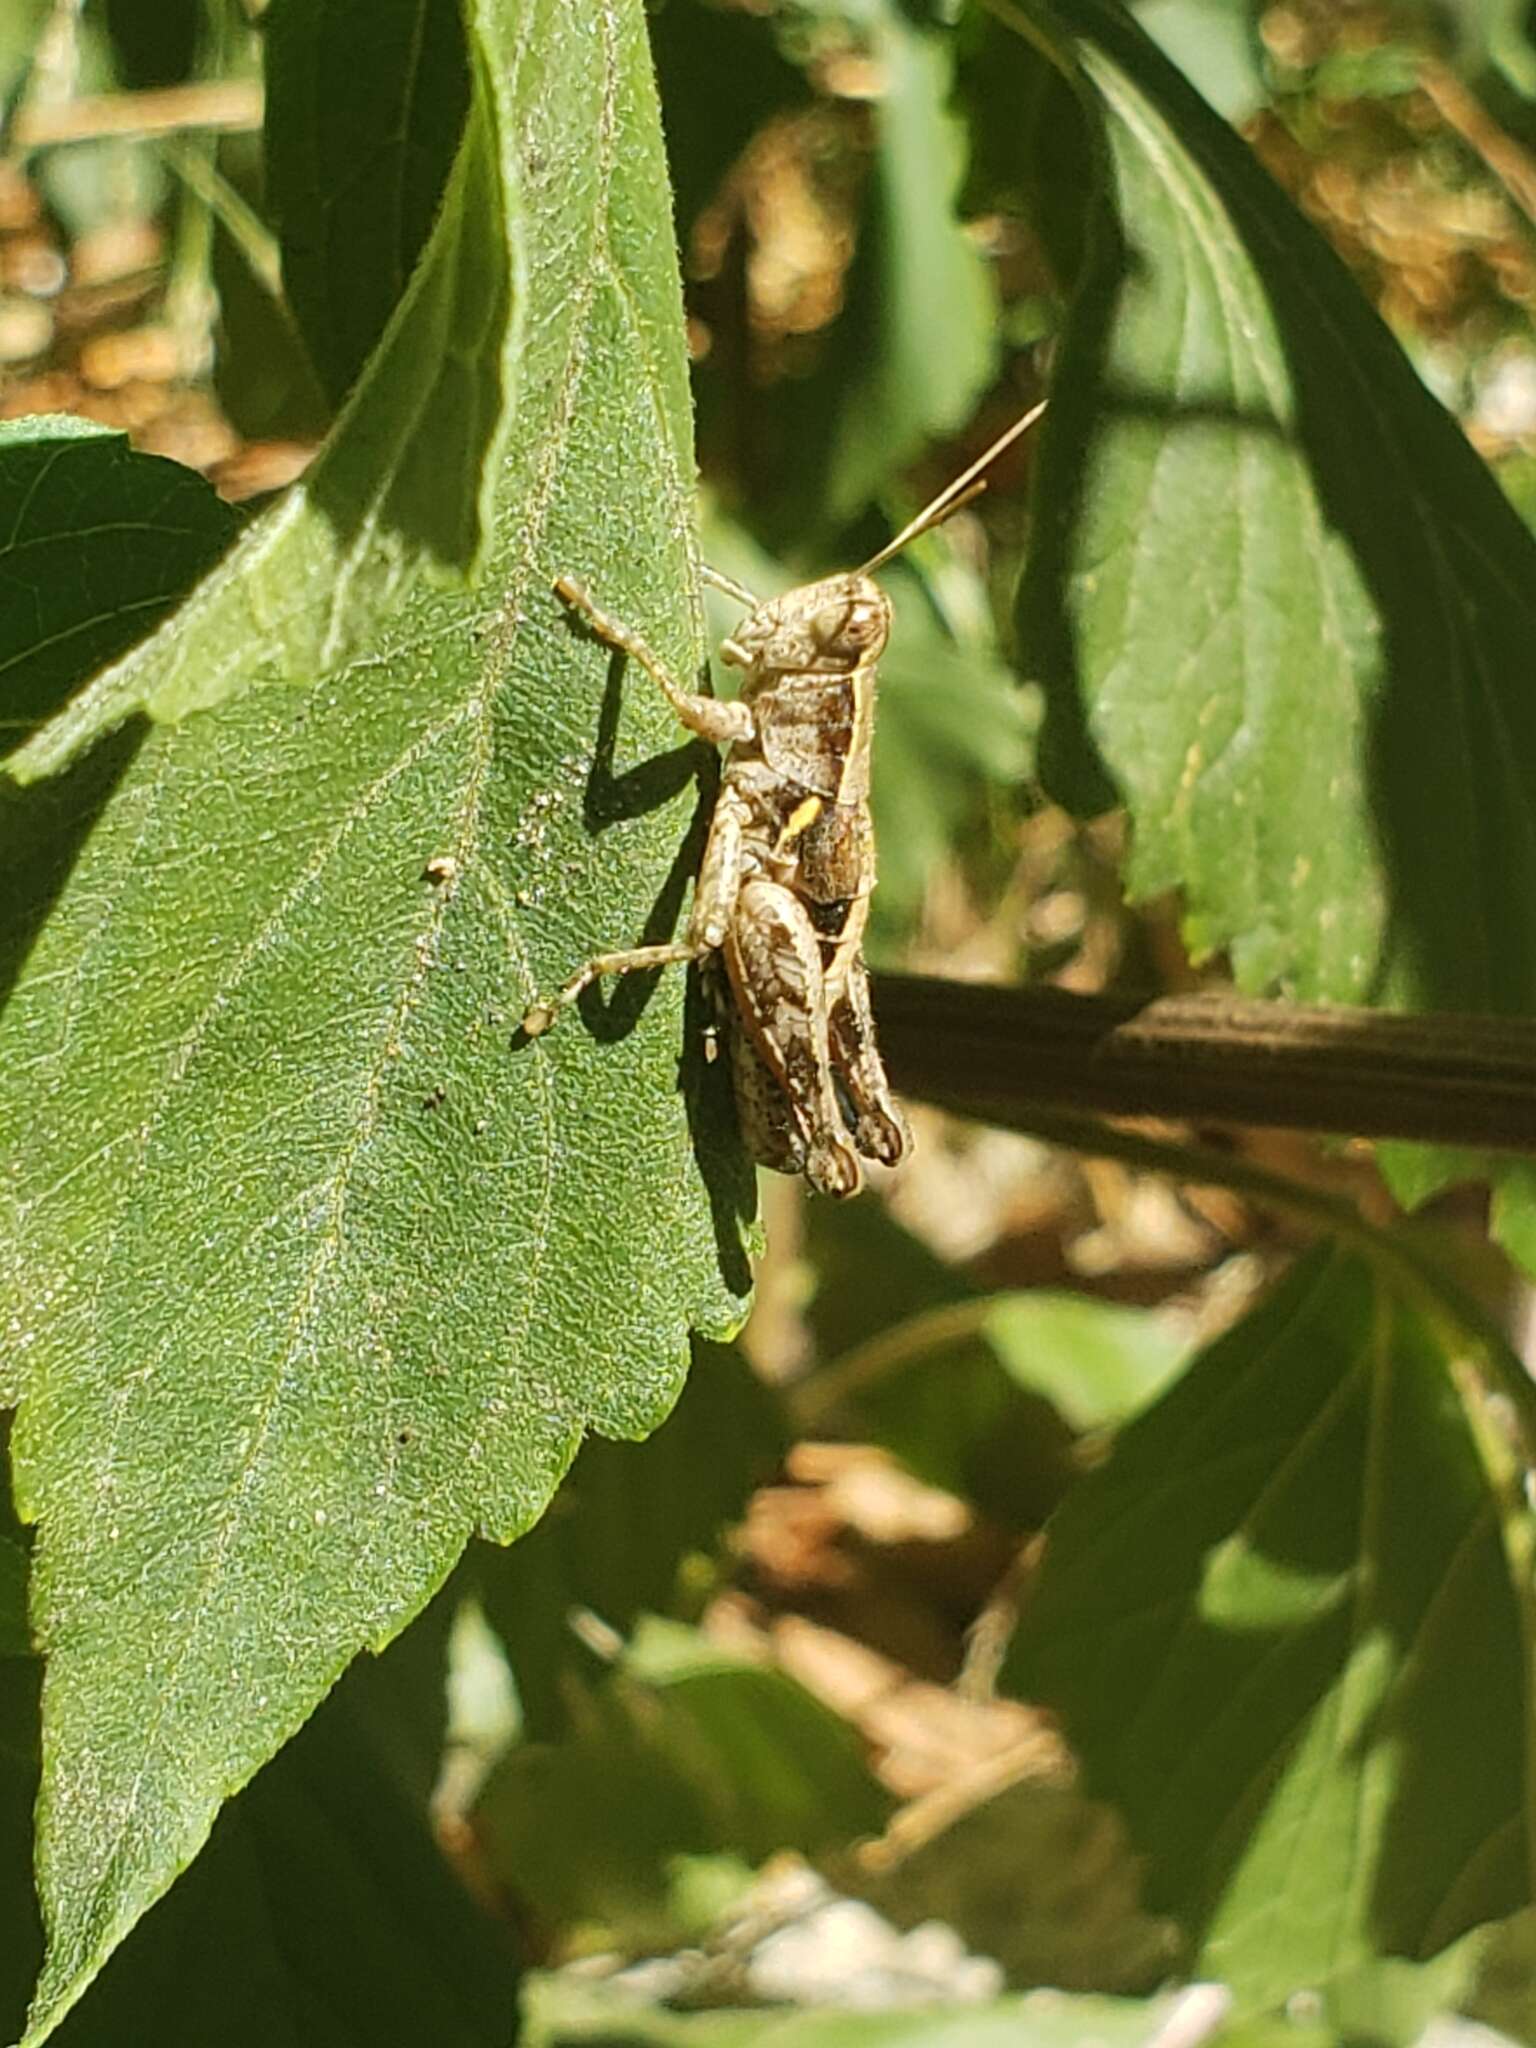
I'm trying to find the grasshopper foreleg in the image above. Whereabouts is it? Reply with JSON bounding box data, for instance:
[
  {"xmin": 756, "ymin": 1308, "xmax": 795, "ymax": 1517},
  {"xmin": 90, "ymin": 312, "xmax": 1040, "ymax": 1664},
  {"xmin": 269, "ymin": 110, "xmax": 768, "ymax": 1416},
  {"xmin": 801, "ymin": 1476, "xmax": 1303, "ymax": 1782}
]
[{"xmin": 554, "ymin": 576, "xmax": 755, "ymax": 749}]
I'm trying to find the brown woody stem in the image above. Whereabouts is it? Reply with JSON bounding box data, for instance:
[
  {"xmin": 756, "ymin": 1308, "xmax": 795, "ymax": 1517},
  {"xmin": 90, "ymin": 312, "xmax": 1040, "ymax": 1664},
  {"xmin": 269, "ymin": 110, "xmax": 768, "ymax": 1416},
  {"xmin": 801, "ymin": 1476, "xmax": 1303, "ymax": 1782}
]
[{"xmin": 871, "ymin": 974, "xmax": 1536, "ymax": 1154}]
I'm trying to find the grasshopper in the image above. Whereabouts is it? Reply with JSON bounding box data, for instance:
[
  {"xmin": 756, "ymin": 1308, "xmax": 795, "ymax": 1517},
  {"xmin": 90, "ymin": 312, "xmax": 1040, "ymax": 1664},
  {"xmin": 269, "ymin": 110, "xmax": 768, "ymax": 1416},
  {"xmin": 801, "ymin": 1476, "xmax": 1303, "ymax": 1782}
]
[{"xmin": 521, "ymin": 403, "xmax": 1045, "ymax": 1197}]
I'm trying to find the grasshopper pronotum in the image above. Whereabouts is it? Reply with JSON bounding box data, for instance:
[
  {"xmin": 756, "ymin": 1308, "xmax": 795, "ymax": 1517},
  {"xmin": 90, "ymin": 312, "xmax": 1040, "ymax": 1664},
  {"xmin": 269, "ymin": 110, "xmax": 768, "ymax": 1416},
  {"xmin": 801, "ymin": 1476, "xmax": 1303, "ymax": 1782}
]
[{"xmin": 522, "ymin": 402, "xmax": 1045, "ymax": 1197}]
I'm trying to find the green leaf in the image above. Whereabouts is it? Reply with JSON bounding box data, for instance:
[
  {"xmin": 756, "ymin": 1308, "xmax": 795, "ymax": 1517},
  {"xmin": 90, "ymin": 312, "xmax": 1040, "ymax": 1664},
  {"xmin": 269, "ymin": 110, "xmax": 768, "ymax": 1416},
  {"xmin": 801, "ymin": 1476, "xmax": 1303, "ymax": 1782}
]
[
  {"xmin": 479, "ymin": 1341, "xmax": 784, "ymax": 1742},
  {"xmin": 1130, "ymin": 0, "xmax": 1265, "ymax": 119},
  {"xmin": 867, "ymin": 567, "xmax": 1036, "ymax": 947},
  {"xmin": 0, "ymin": 418, "xmax": 238, "ymax": 752},
  {"xmin": 474, "ymin": 1618, "xmax": 891, "ymax": 1952},
  {"xmin": 806, "ymin": 1283, "xmax": 1186, "ymax": 1528},
  {"xmin": 0, "ymin": 0, "xmax": 48, "ymax": 103},
  {"xmin": 731, "ymin": 3, "xmax": 998, "ymax": 552},
  {"xmin": 1492, "ymin": 1163, "xmax": 1536, "ymax": 1279},
  {"xmin": 45, "ymin": 1606, "xmax": 520, "ymax": 2048},
  {"xmin": 1014, "ymin": 0, "xmax": 1536, "ymax": 1013},
  {"xmin": 1002, "ymin": 1245, "xmax": 1530, "ymax": 2016},
  {"xmin": 981, "ymin": 1291, "xmax": 1189, "ymax": 1431},
  {"xmin": 0, "ymin": 0, "xmax": 751, "ymax": 2036},
  {"xmin": 8, "ymin": 1, "xmax": 515, "ymax": 784},
  {"xmin": 264, "ymin": 0, "xmax": 472, "ymax": 406},
  {"xmin": 1445, "ymin": 0, "xmax": 1536, "ymax": 97},
  {"xmin": 818, "ymin": 4, "xmax": 997, "ymax": 529}
]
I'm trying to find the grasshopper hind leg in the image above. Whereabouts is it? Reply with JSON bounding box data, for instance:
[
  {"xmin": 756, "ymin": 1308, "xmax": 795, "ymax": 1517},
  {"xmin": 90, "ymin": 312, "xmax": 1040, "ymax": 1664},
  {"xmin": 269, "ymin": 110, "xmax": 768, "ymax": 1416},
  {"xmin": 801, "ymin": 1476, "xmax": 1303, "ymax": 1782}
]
[
  {"xmin": 724, "ymin": 877, "xmax": 863, "ymax": 1199},
  {"xmin": 828, "ymin": 959, "xmax": 911, "ymax": 1167}
]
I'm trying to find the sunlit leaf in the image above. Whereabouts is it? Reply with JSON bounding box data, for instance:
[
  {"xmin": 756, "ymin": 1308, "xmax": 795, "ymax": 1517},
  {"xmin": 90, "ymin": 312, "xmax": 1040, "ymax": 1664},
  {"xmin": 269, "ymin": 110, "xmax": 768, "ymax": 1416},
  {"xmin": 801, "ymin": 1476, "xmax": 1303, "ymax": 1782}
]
[
  {"xmin": 1010, "ymin": 0, "xmax": 1536, "ymax": 1016},
  {"xmin": 0, "ymin": 1, "xmax": 750, "ymax": 2036}
]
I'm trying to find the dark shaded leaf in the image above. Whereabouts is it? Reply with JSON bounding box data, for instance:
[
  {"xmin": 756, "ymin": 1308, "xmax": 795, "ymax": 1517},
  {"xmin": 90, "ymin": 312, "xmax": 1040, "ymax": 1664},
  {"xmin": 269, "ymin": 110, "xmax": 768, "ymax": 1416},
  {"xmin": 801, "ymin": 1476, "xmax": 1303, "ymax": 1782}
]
[
  {"xmin": 0, "ymin": 419, "xmax": 237, "ymax": 753},
  {"xmin": 479, "ymin": 1341, "xmax": 785, "ymax": 1742},
  {"xmin": 474, "ymin": 1619, "xmax": 890, "ymax": 1952},
  {"xmin": 0, "ymin": 1538, "xmax": 25, "ymax": 1658},
  {"xmin": 46, "ymin": 1605, "xmax": 520, "ymax": 2048},
  {"xmin": 1003, "ymin": 1245, "xmax": 1529, "ymax": 2014},
  {"xmin": 264, "ymin": 0, "xmax": 472, "ymax": 406}
]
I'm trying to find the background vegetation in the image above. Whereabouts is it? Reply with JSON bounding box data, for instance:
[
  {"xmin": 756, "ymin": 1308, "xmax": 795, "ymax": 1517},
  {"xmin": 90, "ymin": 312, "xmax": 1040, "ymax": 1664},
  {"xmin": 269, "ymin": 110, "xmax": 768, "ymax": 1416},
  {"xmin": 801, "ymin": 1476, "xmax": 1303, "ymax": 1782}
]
[{"xmin": 5, "ymin": 0, "xmax": 1536, "ymax": 2043}]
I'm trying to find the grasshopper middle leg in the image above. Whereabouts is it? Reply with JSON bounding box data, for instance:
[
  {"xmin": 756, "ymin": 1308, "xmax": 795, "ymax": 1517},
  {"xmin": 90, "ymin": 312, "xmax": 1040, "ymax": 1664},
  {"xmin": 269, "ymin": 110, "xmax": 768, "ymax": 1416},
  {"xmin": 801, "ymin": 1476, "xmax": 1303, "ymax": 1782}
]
[{"xmin": 521, "ymin": 775, "xmax": 750, "ymax": 1038}]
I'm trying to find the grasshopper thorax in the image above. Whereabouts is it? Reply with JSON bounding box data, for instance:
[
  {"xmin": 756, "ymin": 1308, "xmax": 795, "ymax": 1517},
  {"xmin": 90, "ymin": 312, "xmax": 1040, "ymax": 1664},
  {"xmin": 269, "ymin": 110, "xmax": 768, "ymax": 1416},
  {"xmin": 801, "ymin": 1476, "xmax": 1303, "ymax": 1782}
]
[{"xmin": 721, "ymin": 573, "xmax": 891, "ymax": 683}]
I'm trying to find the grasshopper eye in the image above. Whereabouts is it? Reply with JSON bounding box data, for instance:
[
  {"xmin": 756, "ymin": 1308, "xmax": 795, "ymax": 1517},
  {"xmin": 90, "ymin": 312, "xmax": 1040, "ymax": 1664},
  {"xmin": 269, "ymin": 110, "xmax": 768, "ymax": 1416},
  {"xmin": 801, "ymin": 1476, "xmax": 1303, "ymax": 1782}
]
[{"xmin": 811, "ymin": 597, "xmax": 884, "ymax": 661}]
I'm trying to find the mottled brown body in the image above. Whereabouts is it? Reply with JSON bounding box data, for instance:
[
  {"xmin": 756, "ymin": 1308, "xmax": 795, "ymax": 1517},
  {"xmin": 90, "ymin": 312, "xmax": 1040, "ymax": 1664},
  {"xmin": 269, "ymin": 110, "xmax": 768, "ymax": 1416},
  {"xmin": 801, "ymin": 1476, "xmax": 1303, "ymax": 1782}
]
[
  {"xmin": 519, "ymin": 403, "xmax": 1045, "ymax": 1197},
  {"xmin": 523, "ymin": 569, "xmax": 910, "ymax": 1197}
]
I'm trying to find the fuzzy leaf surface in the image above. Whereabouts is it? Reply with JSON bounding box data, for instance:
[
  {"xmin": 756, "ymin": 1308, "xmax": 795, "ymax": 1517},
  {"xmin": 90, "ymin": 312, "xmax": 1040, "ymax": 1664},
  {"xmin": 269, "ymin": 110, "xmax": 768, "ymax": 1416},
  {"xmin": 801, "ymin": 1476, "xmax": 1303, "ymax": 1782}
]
[{"xmin": 0, "ymin": 1, "xmax": 750, "ymax": 2037}]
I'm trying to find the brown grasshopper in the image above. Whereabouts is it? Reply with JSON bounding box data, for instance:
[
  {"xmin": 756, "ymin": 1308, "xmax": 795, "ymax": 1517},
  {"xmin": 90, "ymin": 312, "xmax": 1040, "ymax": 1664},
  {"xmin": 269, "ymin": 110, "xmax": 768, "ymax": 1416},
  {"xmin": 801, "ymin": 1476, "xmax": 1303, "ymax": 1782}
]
[{"xmin": 521, "ymin": 404, "xmax": 1045, "ymax": 1197}]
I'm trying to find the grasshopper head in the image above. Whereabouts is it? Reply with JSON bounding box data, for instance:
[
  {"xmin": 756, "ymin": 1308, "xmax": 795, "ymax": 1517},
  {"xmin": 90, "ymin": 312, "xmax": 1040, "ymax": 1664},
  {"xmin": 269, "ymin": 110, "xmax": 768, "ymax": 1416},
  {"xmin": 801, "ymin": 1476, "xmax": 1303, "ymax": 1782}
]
[{"xmin": 721, "ymin": 573, "xmax": 891, "ymax": 679}]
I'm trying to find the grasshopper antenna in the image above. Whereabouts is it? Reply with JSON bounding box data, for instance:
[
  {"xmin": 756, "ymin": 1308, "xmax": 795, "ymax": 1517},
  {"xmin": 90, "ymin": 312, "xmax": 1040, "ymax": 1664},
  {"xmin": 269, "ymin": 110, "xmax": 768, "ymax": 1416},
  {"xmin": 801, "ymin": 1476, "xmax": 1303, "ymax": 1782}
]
[
  {"xmin": 701, "ymin": 563, "xmax": 759, "ymax": 608},
  {"xmin": 856, "ymin": 397, "xmax": 1047, "ymax": 578}
]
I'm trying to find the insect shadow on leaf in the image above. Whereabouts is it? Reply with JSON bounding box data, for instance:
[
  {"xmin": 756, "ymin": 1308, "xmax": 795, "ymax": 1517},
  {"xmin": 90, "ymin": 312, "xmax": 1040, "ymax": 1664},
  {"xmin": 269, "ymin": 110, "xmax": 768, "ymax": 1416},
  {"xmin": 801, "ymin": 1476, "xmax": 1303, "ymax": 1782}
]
[
  {"xmin": 579, "ymin": 634, "xmax": 704, "ymax": 833},
  {"xmin": 515, "ymin": 617, "xmax": 719, "ymax": 1047}
]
